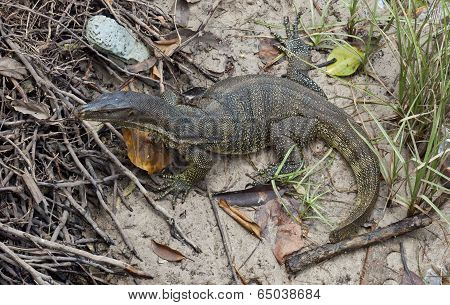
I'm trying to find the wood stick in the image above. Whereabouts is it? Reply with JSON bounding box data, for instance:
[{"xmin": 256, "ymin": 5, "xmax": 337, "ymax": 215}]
[
  {"xmin": 207, "ymin": 188, "xmax": 239, "ymax": 285},
  {"xmin": 0, "ymin": 241, "xmax": 54, "ymax": 285},
  {"xmin": 0, "ymin": 223, "xmax": 153, "ymax": 279},
  {"xmin": 285, "ymin": 214, "xmax": 432, "ymax": 274}
]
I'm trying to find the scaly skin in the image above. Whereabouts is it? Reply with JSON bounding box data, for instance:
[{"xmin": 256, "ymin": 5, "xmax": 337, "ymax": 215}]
[{"xmin": 76, "ymin": 14, "xmax": 380, "ymax": 242}]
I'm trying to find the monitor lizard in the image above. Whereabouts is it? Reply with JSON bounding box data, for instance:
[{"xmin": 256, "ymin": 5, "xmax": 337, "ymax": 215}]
[{"xmin": 76, "ymin": 14, "xmax": 380, "ymax": 243}]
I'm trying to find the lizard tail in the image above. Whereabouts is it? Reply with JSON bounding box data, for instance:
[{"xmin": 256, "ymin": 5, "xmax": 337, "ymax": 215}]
[{"xmin": 324, "ymin": 128, "xmax": 380, "ymax": 243}]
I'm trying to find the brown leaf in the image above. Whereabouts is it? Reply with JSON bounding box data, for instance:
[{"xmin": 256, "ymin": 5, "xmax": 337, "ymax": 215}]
[
  {"xmin": 156, "ymin": 15, "xmax": 167, "ymax": 26},
  {"xmin": 0, "ymin": 57, "xmax": 28, "ymax": 80},
  {"xmin": 273, "ymin": 223, "xmax": 303, "ymax": 264},
  {"xmin": 122, "ymin": 128, "xmax": 172, "ymax": 174},
  {"xmin": 258, "ymin": 38, "xmax": 280, "ymax": 64},
  {"xmin": 218, "ymin": 199, "xmax": 261, "ymax": 239},
  {"xmin": 214, "ymin": 184, "xmax": 286, "ymax": 207},
  {"xmin": 443, "ymin": 274, "xmax": 450, "ymax": 285},
  {"xmin": 254, "ymin": 199, "xmax": 304, "ymax": 264},
  {"xmin": 151, "ymin": 65, "xmax": 161, "ymax": 79},
  {"xmin": 154, "ymin": 39, "xmax": 180, "ymax": 58},
  {"xmin": 11, "ymin": 99, "xmax": 50, "ymax": 120},
  {"xmin": 151, "ymin": 240, "xmax": 186, "ymax": 262},
  {"xmin": 126, "ymin": 57, "xmax": 157, "ymax": 73}
]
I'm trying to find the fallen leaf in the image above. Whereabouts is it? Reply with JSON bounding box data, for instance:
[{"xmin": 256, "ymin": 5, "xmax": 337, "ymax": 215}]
[
  {"xmin": 173, "ymin": 0, "xmax": 190, "ymax": 28},
  {"xmin": 122, "ymin": 128, "xmax": 172, "ymax": 174},
  {"xmin": 359, "ymin": 243, "xmax": 400, "ymax": 284},
  {"xmin": 214, "ymin": 184, "xmax": 286, "ymax": 207},
  {"xmin": 218, "ymin": 199, "xmax": 261, "ymax": 238},
  {"xmin": 126, "ymin": 57, "xmax": 157, "ymax": 73},
  {"xmin": 414, "ymin": 6, "xmax": 427, "ymax": 17},
  {"xmin": 151, "ymin": 65, "xmax": 161, "ymax": 79},
  {"xmin": 443, "ymin": 274, "xmax": 450, "ymax": 285},
  {"xmin": 273, "ymin": 223, "xmax": 303, "ymax": 264},
  {"xmin": 186, "ymin": 0, "xmax": 201, "ymax": 3},
  {"xmin": 412, "ymin": 0, "xmax": 428, "ymax": 17},
  {"xmin": 22, "ymin": 171, "xmax": 45, "ymax": 204},
  {"xmin": 0, "ymin": 57, "xmax": 28, "ymax": 80},
  {"xmin": 154, "ymin": 39, "xmax": 180, "ymax": 58},
  {"xmin": 254, "ymin": 199, "xmax": 304, "ymax": 264},
  {"xmin": 151, "ymin": 240, "xmax": 186, "ymax": 262},
  {"xmin": 11, "ymin": 99, "xmax": 50, "ymax": 120},
  {"xmin": 156, "ymin": 15, "xmax": 167, "ymax": 25},
  {"xmin": 258, "ymin": 38, "xmax": 280, "ymax": 64},
  {"xmin": 325, "ymin": 45, "xmax": 364, "ymax": 76},
  {"xmin": 400, "ymin": 243, "xmax": 425, "ymax": 285}
]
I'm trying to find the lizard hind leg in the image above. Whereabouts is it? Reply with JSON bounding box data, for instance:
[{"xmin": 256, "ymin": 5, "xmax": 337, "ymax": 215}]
[{"xmin": 252, "ymin": 117, "xmax": 318, "ymax": 184}]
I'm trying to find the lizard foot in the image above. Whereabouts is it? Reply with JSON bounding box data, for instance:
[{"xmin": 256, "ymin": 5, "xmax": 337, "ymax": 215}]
[
  {"xmin": 249, "ymin": 161, "xmax": 303, "ymax": 186},
  {"xmin": 155, "ymin": 174, "xmax": 192, "ymax": 207},
  {"xmin": 267, "ymin": 12, "xmax": 311, "ymax": 59}
]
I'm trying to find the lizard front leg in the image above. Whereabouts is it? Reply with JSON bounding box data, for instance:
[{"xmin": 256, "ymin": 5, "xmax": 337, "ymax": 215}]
[
  {"xmin": 156, "ymin": 146, "xmax": 213, "ymax": 205},
  {"xmin": 269, "ymin": 13, "xmax": 327, "ymax": 98}
]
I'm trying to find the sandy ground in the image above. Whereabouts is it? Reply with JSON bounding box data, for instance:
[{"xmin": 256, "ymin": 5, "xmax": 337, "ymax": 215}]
[{"xmin": 93, "ymin": 0, "xmax": 449, "ymax": 284}]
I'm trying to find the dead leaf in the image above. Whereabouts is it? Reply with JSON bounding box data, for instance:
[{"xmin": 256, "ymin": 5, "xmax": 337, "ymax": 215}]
[
  {"xmin": 151, "ymin": 240, "xmax": 186, "ymax": 262},
  {"xmin": 218, "ymin": 199, "xmax": 261, "ymax": 239},
  {"xmin": 122, "ymin": 128, "xmax": 172, "ymax": 174},
  {"xmin": 443, "ymin": 273, "xmax": 450, "ymax": 285},
  {"xmin": 173, "ymin": 0, "xmax": 190, "ymax": 28},
  {"xmin": 156, "ymin": 15, "xmax": 167, "ymax": 25},
  {"xmin": 0, "ymin": 57, "xmax": 28, "ymax": 80},
  {"xmin": 22, "ymin": 171, "xmax": 45, "ymax": 204},
  {"xmin": 151, "ymin": 65, "xmax": 161, "ymax": 79},
  {"xmin": 359, "ymin": 243, "xmax": 399, "ymax": 284},
  {"xmin": 400, "ymin": 243, "xmax": 425, "ymax": 285},
  {"xmin": 186, "ymin": 0, "xmax": 201, "ymax": 3},
  {"xmin": 214, "ymin": 184, "xmax": 286, "ymax": 207},
  {"xmin": 126, "ymin": 57, "xmax": 157, "ymax": 73},
  {"xmin": 325, "ymin": 45, "xmax": 365, "ymax": 76},
  {"xmin": 154, "ymin": 39, "xmax": 180, "ymax": 58},
  {"xmin": 254, "ymin": 199, "xmax": 304, "ymax": 264},
  {"xmin": 273, "ymin": 223, "xmax": 303, "ymax": 264},
  {"xmin": 258, "ymin": 38, "xmax": 280, "ymax": 64},
  {"xmin": 11, "ymin": 99, "xmax": 50, "ymax": 120}
]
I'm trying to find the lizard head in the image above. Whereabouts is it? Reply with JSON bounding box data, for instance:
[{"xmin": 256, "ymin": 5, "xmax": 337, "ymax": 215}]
[{"xmin": 75, "ymin": 91, "xmax": 177, "ymax": 131}]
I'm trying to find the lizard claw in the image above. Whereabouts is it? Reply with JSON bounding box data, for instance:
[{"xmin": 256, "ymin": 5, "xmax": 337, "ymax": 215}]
[
  {"xmin": 250, "ymin": 161, "xmax": 303, "ymax": 186},
  {"xmin": 155, "ymin": 174, "xmax": 192, "ymax": 206},
  {"xmin": 267, "ymin": 12, "xmax": 311, "ymax": 59}
]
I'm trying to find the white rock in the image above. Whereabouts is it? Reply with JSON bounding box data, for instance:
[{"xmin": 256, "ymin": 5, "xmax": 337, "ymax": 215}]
[{"xmin": 85, "ymin": 15, "xmax": 150, "ymax": 63}]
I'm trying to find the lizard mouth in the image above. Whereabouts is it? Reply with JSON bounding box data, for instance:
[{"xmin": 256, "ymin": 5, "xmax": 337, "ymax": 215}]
[
  {"xmin": 73, "ymin": 104, "xmax": 88, "ymax": 119},
  {"xmin": 74, "ymin": 103, "xmax": 133, "ymax": 121},
  {"xmin": 74, "ymin": 104, "xmax": 112, "ymax": 121},
  {"xmin": 74, "ymin": 104, "xmax": 104, "ymax": 120}
]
